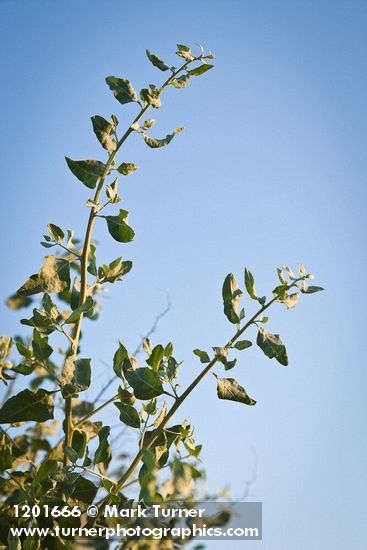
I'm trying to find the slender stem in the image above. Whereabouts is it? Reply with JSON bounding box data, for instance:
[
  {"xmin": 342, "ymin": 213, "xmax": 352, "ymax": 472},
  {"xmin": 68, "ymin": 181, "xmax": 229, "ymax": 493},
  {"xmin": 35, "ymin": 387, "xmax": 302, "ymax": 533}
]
[
  {"xmin": 139, "ymin": 414, "xmax": 150, "ymax": 449},
  {"xmin": 56, "ymin": 324, "xmax": 75, "ymax": 346},
  {"xmin": 57, "ymin": 243, "xmax": 81, "ymax": 258},
  {"xmin": 76, "ymin": 466, "xmax": 117, "ymax": 485},
  {"xmin": 91, "ymin": 292, "xmax": 171, "ymax": 407},
  {"xmin": 74, "ymin": 394, "xmax": 119, "ymax": 429},
  {"xmin": 63, "ymin": 58, "xmax": 197, "ymax": 463}
]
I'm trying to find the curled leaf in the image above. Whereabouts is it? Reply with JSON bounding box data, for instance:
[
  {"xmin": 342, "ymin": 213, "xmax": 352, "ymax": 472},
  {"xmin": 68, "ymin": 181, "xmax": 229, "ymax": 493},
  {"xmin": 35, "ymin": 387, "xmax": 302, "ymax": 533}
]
[
  {"xmin": 140, "ymin": 88, "xmax": 161, "ymax": 109},
  {"xmin": 244, "ymin": 268, "xmax": 257, "ymax": 300},
  {"xmin": 142, "ymin": 118, "xmax": 155, "ymax": 129},
  {"xmin": 222, "ymin": 273, "xmax": 242, "ymax": 324},
  {"xmin": 142, "ymin": 128, "xmax": 184, "ymax": 149},
  {"xmin": 117, "ymin": 162, "xmax": 139, "ymax": 176},
  {"xmin": 172, "ymin": 74, "xmax": 191, "ymax": 89},
  {"xmin": 91, "ymin": 115, "xmax": 117, "ymax": 152}
]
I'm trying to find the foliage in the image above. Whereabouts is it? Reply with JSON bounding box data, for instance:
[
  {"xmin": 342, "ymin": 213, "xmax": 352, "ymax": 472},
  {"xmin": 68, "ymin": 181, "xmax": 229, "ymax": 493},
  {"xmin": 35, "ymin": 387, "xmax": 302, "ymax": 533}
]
[{"xmin": 0, "ymin": 43, "xmax": 323, "ymax": 549}]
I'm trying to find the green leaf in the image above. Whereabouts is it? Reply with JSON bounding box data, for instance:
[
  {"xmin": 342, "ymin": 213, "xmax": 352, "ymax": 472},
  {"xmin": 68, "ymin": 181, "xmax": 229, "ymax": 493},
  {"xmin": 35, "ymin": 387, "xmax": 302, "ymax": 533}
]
[
  {"xmin": 17, "ymin": 255, "xmax": 70, "ymax": 296},
  {"xmin": 98, "ymin": 258, "xmax": 132, "ymax": 284},
  {"xmin": 61, "ymin": 357, "xmax": 91, "ymax": 397},
  {"xmin": 257, "ymin": 327, "xmax": 288, "ymax": 366},
  {"xmin": 105, "ymin": 76, "xmax": 138, "ymax": 105},
  {"xmin": 72, "ymin": 476, "xmax": 98, "ymax": 504},
  {"xmin": 222, "ymin": 358, "xmax": 237, "ymax": 371},
  {"xmin": 32, "ymin": 329, "xmax": 53, "ymax": 361},
  {"xmin": 64, "ymin": 296, "xmax": 94, "ymax": 324},
  {"xmin": 193, "ymin": 349, "xmax": 210, "ymax": 363},
  {"xmin": 116, "ymin": 162, "xmax": 139, "ymax": 176},
  {"xmin": 101, "ymin": 209, "xmax": 135, "ymax": 243},
  {"xmin": 16, "ymin": 340, "xmax": 32, "ymax": 359},
  {"xmin": 146, "ymin": 49, "xmax": 170, "ymax": 71},
  {"xmin": 91, "ymin": 115, "xmax": 117, "ymax": 152},
  {"xmin": 177, "ymin": 43, "xmax": 190, "ymax": 52},
  {"xmin": 87, "ymin": 244, "xmax": 97, "ymax": 277},
  {"xmin": 42, "ymin": 293, "xmax": 59, "ymax": 320},
  {"xmin": 47, "ymin": 223, "xmax": 64, "ymax": 242},
  {"xmin": 113, "ymin": 341, "xmax": 128, "ymax": 378},
  {"xmin": 114, "ymin": 402, "xmax": 140, "ymax": 428},
  {"xmin": 217, "ymin": 377, "xmax": 256, "ymax": 406},
  {"xmin": 65, "ymin": 445, "xmax": 79, "ymax": 464},
  {"xmin": 65, "ymin": 158, "xmax": 106, "ymax": 189},
  {"xmin": 164, "ymin": 342, "xmax": 173, "ymax": 359},
  {"xmin": 71, "ymin": 429, "xmax": 87, "ymax": 459},
  {"xmin": 0, "ymin": 389, "xmax": 54, "ymax": 423},
  {"xmin": 244, "ymin": 268, "xmax": 257, "ymax": 300},
  {"xmin": 118, "ymin": 387, "xmax": 136, "ymax": 405},
  {"xmin": 124, "ymin": 364, "xmax": 164, "ymax": 400},
  {"xmin": 142, "ymin": 127, "xmax": 183, "ymax": 148},
  {"xmin": 300, "ymin": 285, "xmax": 324, "ymax": 294},
  {"xmin": 143, "ymin": 397, "xmax": 157, "ymax": 414},
  {"xmin": 273, "ymin": 284, "xmax": 289, "ymax": 300},
  {"xmin": 146, "ymin": 344, "xmax": 165, "ymax": 370},
  {"xmin": 20, "ymin": 307, "xmax": 55, "ymax": 333},
  {"xmin": 222, "ymin": 273, "xmax": 242, "ymax": 324},
  {"xmin": 94, "ymin": 426, "xmax": 111, "ymax": 465},
  {"xmin": 70, "ymin": 277, "xmax": 81, "ymax": 309},
  {"xmin": 189, "ymin": 64, "xmax": 213, "ymax": 76},
  {"xmin": 0, "ymin": 434, "xmax": 12, "ymax": 471},
  {"xmin": 234, "ymin": 340, "xmax": 252, "ymax": 350},
  {"xmin": 34, "ymin": 459, "xmax": 58, "ymax": 484},
  {"xmin": 167, "ymin": 356, "xmax": 179, "ymax": 380}
]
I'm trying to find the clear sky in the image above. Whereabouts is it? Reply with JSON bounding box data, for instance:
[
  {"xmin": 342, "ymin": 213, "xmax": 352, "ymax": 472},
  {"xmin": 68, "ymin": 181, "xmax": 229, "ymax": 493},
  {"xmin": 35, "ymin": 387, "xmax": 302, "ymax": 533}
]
[{"xmin": 0, "ymin": 1, "xmax": 366, "ymax": 548}]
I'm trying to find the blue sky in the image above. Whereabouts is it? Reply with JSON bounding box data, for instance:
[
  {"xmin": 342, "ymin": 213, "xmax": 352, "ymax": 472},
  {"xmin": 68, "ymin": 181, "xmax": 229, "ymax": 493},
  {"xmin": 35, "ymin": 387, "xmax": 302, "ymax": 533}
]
[{"xmin": 0, "ymin": 1, "xmax": 366, "ymax": 548}]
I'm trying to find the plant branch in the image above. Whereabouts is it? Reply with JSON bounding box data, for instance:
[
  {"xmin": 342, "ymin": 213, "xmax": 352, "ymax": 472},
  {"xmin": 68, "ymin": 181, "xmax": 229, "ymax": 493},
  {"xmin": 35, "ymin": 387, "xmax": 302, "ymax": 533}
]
[
  {"xmin": 94, "ymin": 284, "xmax": 300, "ymax": 517},
  {"xmin": 63, "ymin": 55, "xmax": 212, "ymax": 465},
  {"xmin": 74, "ymin": 394, "xmax": 118, "ymax": 429}
]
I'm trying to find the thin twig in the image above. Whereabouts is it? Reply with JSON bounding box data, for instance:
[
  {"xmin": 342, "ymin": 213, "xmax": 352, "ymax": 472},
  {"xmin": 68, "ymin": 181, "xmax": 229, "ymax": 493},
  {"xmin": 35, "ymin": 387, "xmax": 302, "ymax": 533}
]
[{"xmin": 91, "ymin": 291, "xmax": 171, "ymax": 407}]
